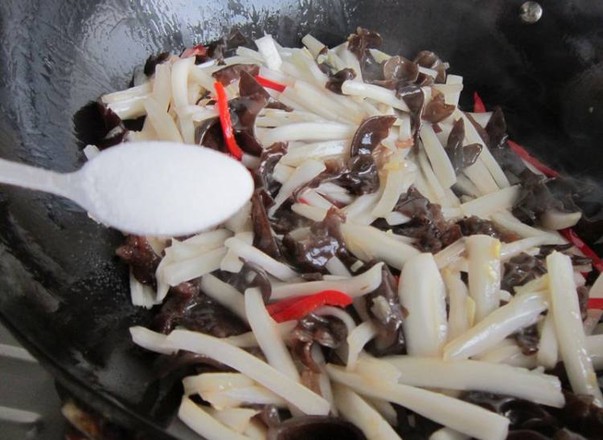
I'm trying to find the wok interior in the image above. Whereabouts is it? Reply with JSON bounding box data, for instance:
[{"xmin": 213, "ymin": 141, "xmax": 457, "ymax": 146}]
[{"xmin": 0, "ymin": 0, "xmax": 601, "ymax": 436}]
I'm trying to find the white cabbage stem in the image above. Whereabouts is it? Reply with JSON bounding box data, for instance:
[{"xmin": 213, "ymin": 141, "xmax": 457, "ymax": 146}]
[
  {"xmin": 430, "ymin": 428, "xmax": 469, "ymax": 440},
  {"xmin": 456, "ymin": 110, "xmax": 509, "ymax": 189},
  {"xmin": 398, "ymin": 253, "xmax": 448, "ymax": 356},
  {"xmin": 541, "ymin": 209, "xmax": 582, "ymax": 230},
  {"xmin": 460, "ymin": 186, "xmax": 519, "ymax": 218},
  {"xmin": 143, "ymin": 96, "xmax": 183, "ymax": 143},
  {"xmin": 341, "ymin": 80, "xmax": 410, "ymax": 111},
  {"xmin": 547, "ymin": 252, "xmax": 603, "ymax": 406},
  {"xmin": 434, "ymin": 239, "xmax": 466, "ymax": 269},
  {"xmin": 255, "ymin": 34, "xmax": 282, "ymax": 70},
  {"xmin": 271, "ymin": 262, "xmax": 383, "ymax": 300},
  {"xmin": 499, "ymin": 236, "xmax": 551, "ymax": 260},
  {"xmin": 491, "ymin": 211, "xmax": 565, "ymax": 244},
  {"xmin": 341, "ymin": 223, "xmax": 420, "ymax": 270},
  {"xmin": 326, "ymin": 364, "xmax": 509, "ymax": 440},
  {"xmin": 152, "ymin": 63, "xmax": 172, "ymax": 111},
  {"xmin": 420, "ymin": 123, "xmax": 456, "ymax": 188},
  {"xmin": 465, "ymin": 235, "xmax": 502, "ymax": 322},
  {"xmin": 476, "ymin": 339, "xmax": 539, "ymax": 369},
  {"xmin": 178, "ymin": 396, "xmax": 250, "ymax": 440},
  {"xmin": 130, "ymin": 327, "xmax": 330, "ymax": 415},
  {"xmin": 269, "ymin": 159, "xmax": 326, "ymax": 216},
  {"xmin": 537, "ymin": 313, "xmax": 559, "ymax": 370},
  {"xmin": 224, "ymin": 237, "xmax": 298, "ymax": 281},
  {"xmin": 443, "ymin": 269, "xmax": 472, "ymax": 340},
  {"xmin": 220, "ymin": 321, "xmax": 297, "ymax": 348},
  {"xmin": 261, "ymin": 122, "xmax": 356, "ymax": 146},
  {"xmin": 205, "ymin": 407, "xmax": 259, "ymax": 434},
  {"xmin": 443, "ymin": 291, "xmax": 547, "ymax": 360},
  {"xmin": 280, "ymin": 140, "xmax": 349, "ymax": 166},
  {"xmin": 171, "ymin": 56, "xmax": 193, "ymax": 110},
  {"xmin": 462, "ymin": 158, "xmax": 499, "ymax": 195},
  {"xmin": 129, "ymin": 272, "xmax": 159, "ymax": 309},
  {"xmin": 245, "ymin": 288, "xmax": 300, "ymax": 382},
  {"xmin": 383, "ymin": 356, "xmax": 564, "ymax": 407},
  {"xmin": 332, "ymin": 383, "xmax": 401, "ymax": 440},
  {"xmin": 183, "ymin": 372, "xmax": 287, "ymax": 409},
  {"xmin": 586, "ymin": 335, "xmax": 603, "ymax": 370},
  {"xmin": 346, "ymin": 321, "xmax": 378, "ymax": 370}
]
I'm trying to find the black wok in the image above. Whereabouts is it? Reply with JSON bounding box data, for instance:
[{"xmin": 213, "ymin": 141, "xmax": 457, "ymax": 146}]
[{"xmin": 0, "ymin": 0, "xmax": 602, "ymax": 438}]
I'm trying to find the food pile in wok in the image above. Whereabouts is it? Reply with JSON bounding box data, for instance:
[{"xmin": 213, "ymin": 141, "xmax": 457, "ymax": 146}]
[{"xmin": 87, "ymin": 28, "xmax": 603, "ymax": 440}]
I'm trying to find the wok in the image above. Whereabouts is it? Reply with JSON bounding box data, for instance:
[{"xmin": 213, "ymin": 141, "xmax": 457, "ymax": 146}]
[{"xmin": 0, "ymin": 0, "xmax": 602, "ymax": 438}]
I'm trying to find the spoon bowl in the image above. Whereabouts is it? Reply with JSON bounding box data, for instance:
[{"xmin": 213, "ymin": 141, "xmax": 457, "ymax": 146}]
[{"xmin": 0, "ymin": 142, "xmax": 254, "ymax": 236}]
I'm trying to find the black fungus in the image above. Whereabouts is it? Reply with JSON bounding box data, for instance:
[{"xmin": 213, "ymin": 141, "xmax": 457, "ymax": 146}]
[
  {"xmin": 457, "ymin": 216, "xmax": 519, "ymax": 242},
  {"xmin": 304, "ymin": 156, "xmax": 381, "ymax": 197},
  {"xmin": 267, "ymin": 415, "xmax": 367, "ymax": 440},
  {"xmin": 73, "ymin": 102, "xmax": 129, "ymax": 150},
  {"xmin": 391, "ymin": 405, "xmax": 443, "ymax": 439},
  {"xmin": 397, "ymin": 85, "xmax": 424, "ymax": 138},
  {"xmin": 251, "ymin": 191, "xmax": 283, "ymax": 261},
  {"xmin": 336, "ymin": 154, "xmax": 381, "ymax": 195},
  {"xmin": 554, "ymin": 392, "xmax": 603, "ymax": 438},
  {"xmin": 347, "ymin": 27, "xmax": 383, "ymax": 59},
  {"xmin": 485, "ymin": 107, "xmax": 509, "ymax": 149},
  {"xmin": 212, "ymin": 63, "xmax": 260, "ymax": 86},
  {"xmin": 479, "ymin": 108, "xmax": 531, "ymax": 182},
  {"xmin": 423, "ymin": 92, "xmax": 455, "ymax": 123},
  {"xmin": 350, "ymin": 115, "xmax": 397, "ymax": 156},
  {"xmin": 347, "ymin": 27, "xmax": 385, "ymax": 82},
  {"xmin": 512, "ymin": 173, "xmax": 583, "ymax": 227},
  {"xmin": 155, "ymin": 351, "xmax": 233, "ymax": 379},
  {"xmin": 445, "ymin": 118, "xmax": 483, "ymax": 173},
  {"xmin": 256, "ymin": 142, "xmax": 288, "ymax": 197},
  {"xmin": 291, "ymin": 314, "xmax": 348, "ymax": 372},
  {"xmin": 365, "ymin": 265, "xmax": 406, "ymax": 356},
  {"xmin": 393, "ymin": 187, "xmax": 462, "ymax": 252},
  {"xmin": 536, "ymin": 244, "xmax": 592, "ymax": 268},
  {"xmin": 152, "ymin": 281, "xmax": 248, "ymax": 336},
  {"xmin": 383, "ymin": 55, "xmax": 419, "ymax": 84},
  {"xmin": 193, "ymin": 30, "xmax": 247, "ymax": 63},
  {"xmin": 195, "ymin": 116, "xmax": 225, "ymax": 151},
  {"xmin": 501, "ymin": 253, "xmax": 547, "ymax": 293},
  {"xmin": 282, "ymin": 208, "xmax": 351, "ymax": 273},
  {"xmin": 512, "ymin": 323, "xmax": 540, "ymax": 355},
  {"xmin": 225, "ymin": 261, "xmax": 272, "ymax": 301},
  {"xmin": 260, "ymin": 405, "xmax": 286, "ymax": 428},
  {"xmin": 413, "ymin": 50, "xmax": 447, "ymax": 83},
  {"xmin": 115, "ymin": 235, "xmax": 161, "ymax": 286},
  {"xmin": 269, "ymin": 201, "xmax": 314, "ymax": 236},
  {"xmin": 461, "ymin": 391, "xmax": 603, "ymax": 439},
  {"xmin": 325, "ymin": 68, "xmax": 357, "ymax": 94},
  {"xmin": 143, "ymin": 52, "xmax": 170, "ymax": 76},
  {"xmin": 229, "ymin": 70, "xmax": 270, "ymax": 156}
]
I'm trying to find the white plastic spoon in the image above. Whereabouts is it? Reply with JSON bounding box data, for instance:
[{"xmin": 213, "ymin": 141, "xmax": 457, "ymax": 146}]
[{"xmin": 0, "ymin": 141, "xmax": 254, "ymax": 236}]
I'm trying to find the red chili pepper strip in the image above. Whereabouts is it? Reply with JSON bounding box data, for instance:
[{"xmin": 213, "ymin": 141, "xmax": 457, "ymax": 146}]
[
  {"xmin": 588, "ymin": 298, "xmax": 603, "ymax": 309},
  {"xmin": 507, "ymin": 140, "xmax": 559, "ymax": 178},
  {"xmin": 255, "ymin": 75, "xmax": 287, "ymax": 93},
  {"xmin": 473, "ymin": 91, "xmax": 486, "ymax": 113},
  {"xmin": 560, "ymin": 228, "xmax": 603, "ymax": 274},
  {"xmin": 266, "ymin": 290, "xmax": 353, "ymax": 323},
  {"xmin": 213, "ymin": 81, "xmax": 243, "ymax": 161}
]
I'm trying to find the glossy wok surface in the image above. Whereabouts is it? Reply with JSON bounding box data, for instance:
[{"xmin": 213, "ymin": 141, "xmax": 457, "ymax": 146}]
[{"xmin": 0, "ymin": 0, "xmax": 601, "ymax": 437}]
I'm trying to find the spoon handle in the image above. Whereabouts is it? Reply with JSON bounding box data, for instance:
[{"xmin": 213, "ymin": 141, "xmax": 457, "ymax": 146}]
[{"xmin": 0, "ymin": 157, "xmax": 73, "ymax": 198}]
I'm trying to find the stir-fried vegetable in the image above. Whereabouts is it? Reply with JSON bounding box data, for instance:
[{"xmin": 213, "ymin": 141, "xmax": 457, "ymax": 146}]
[{"xmin": 92, "ymin": 28, "xmax": 603, "ymax": 440}]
